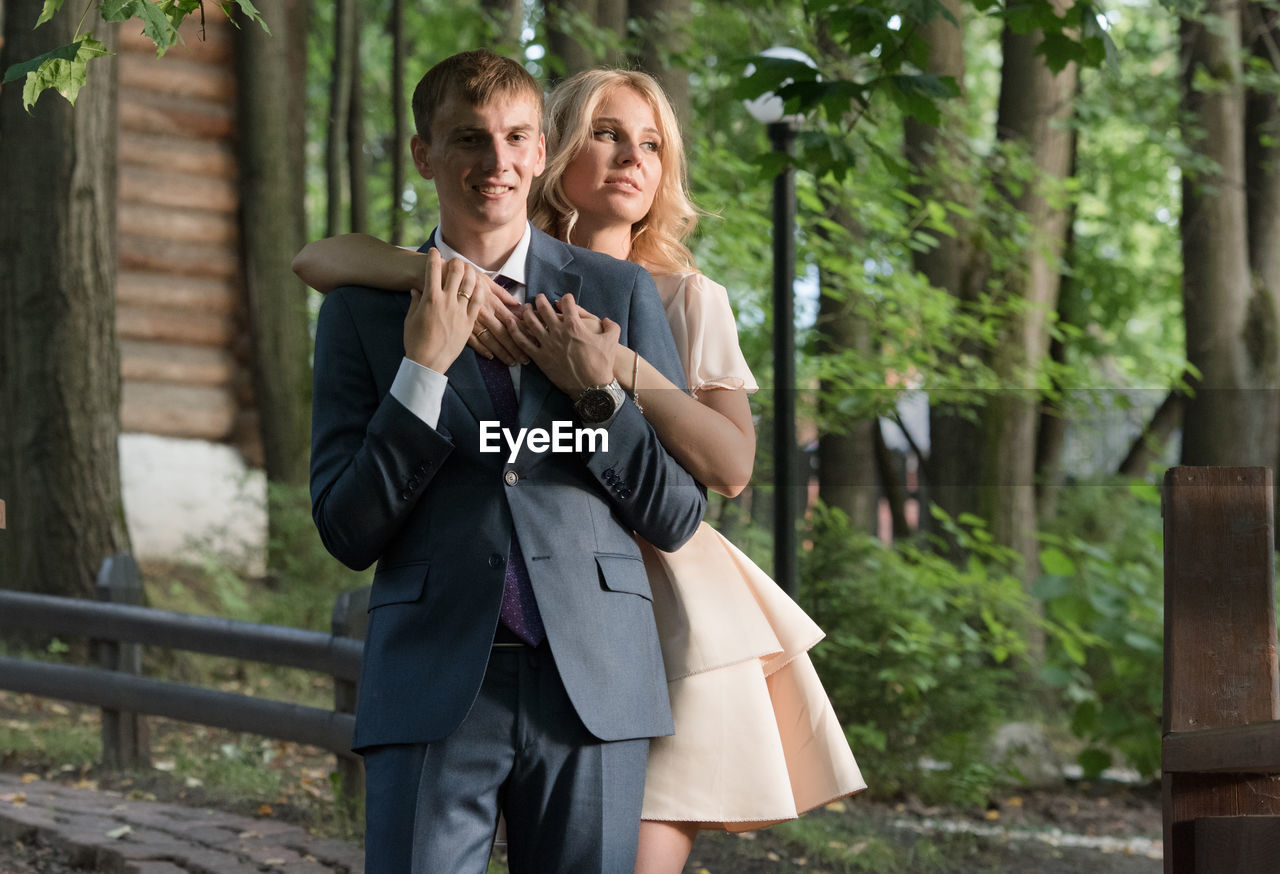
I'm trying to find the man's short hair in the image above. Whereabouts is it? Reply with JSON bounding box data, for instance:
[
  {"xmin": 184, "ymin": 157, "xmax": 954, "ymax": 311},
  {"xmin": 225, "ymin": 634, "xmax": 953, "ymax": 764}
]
[{"xmin": 412, "ymin": 49, "xmax": 544, "ymax": 141}]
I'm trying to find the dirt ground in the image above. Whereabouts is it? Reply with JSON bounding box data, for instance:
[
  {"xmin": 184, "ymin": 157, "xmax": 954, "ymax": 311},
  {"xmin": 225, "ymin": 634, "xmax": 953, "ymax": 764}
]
[
  {"xmin": 0, "ymin": 689, "xmax": 1162, "ymax": 874},
  {"xmin": 1, "ymin": 781, "xmax": 1162, "ymax": 873}
]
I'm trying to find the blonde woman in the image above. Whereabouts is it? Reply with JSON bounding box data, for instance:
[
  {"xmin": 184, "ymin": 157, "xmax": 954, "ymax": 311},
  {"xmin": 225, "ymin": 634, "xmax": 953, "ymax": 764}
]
[{"xmin": 294, "ymin": 67, "xmax": 864, "ymax": 874}]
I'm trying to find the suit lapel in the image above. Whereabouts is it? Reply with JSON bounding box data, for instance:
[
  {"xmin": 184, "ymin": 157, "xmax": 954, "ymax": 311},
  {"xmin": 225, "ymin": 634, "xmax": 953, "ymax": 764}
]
[{"xmin": 518, "ymin": 231, "xmax": 582, "ymax": 428}]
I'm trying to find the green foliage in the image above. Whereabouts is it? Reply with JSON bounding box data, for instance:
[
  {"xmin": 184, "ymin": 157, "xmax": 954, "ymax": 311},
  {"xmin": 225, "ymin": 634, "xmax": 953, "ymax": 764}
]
[
  {"xmin": 259, "ymin": 482, "xmax": 372, "ymax": 630},
  {"xmin": 801, "ymin": 504, "xmax": 1032, "ymax": 804},
  {"xmin": 1036, "ymin": 479, "xmax": 1165, "ymax": 779},
  {"xmin": 4, "ymin": 0, "xmax": 268, "ymax": 110}
]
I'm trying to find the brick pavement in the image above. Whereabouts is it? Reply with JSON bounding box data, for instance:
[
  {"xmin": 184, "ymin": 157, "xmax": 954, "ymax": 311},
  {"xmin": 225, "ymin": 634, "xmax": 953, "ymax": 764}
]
[{"xmin": 0, "ymin": 773, "xmax": 363, "ymax": 873}]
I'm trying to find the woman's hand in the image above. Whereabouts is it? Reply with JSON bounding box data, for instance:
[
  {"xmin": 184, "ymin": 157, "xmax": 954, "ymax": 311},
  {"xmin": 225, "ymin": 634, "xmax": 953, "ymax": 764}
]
[
  {"xmin": 463, "ymin": 275, "xmax": 526, "ymax": 366},
  {"xmin": 511, "ymin": 293, "xmax": 620, "ymax": 398}
]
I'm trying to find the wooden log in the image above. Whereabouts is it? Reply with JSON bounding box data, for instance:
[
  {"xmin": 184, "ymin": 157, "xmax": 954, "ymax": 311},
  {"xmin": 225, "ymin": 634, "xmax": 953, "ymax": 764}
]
[
  {"xmin": 1195, "ymin": 816, "xmax": 1280, "ymax": 873},
  {"xmin": 121, "ymin": 382, "xmax": 238, "ymax": 441},
  {"xmin": 119, "ymin": 91, "xmax": 235, "ymax": 140},
  {"xmin": 119, "ymin": 234, "xmax": 239, "ymax": 280},
  {"xmin": 117, "ymin": 271, "xmax": 241, "ymax": 316},
  {"xmin": 120, "ymin": 340, "xmax": 237, "ymax": 387},
  {"xmin": 119, "ymin": 132, "xmax": 236, "ymax": 178},
  {"xmin": 1163, "ymin": 466, "xmax": 1280, "ymax": 874},
  {"xmin": 119, "ymin": 203, "xmax": 239, "ymax": 246},
  {"xmin": 117, "ymin": 304, "xmax": 238, "ymax": 348},
  {"xmin": 120, "ymin": 14, "xmax": 233, "ymax": 63},
  {"xmin": 119, "ymin": 54, "xmax": 235, "ymax": 102},
  {"xmin": 120, "ymin": 166, "xmax": 238, "ymax": 213}
]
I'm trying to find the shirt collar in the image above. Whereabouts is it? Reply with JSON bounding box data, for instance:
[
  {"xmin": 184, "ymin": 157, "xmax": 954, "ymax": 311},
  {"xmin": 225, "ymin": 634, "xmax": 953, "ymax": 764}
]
[{"xmin": 432, "ymin": 222, "xmax": 532, "ymax": 287}]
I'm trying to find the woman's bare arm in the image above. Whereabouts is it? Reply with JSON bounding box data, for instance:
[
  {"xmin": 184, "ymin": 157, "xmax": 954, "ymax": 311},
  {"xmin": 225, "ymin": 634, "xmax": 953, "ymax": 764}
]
[
  {"xmin": 293, "ymin": 234, "xmax": 526, "ymax": 365},
  {"xmin": 615, "ymin": 349, "xmax": 756, "ymax": 498},
  {"xmin": 513, "ymin": 299, "xmax": 756, "ymax": 498},
  {"xmin": 292, "ymin": 234, "xmax": 423, "ymax": 294}
]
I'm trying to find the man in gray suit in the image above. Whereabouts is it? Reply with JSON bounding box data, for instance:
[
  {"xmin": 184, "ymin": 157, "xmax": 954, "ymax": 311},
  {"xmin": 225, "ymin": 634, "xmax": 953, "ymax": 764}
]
[{"xmin": 309, "ymin": 49, "xmax": 705, "ymax": 873}]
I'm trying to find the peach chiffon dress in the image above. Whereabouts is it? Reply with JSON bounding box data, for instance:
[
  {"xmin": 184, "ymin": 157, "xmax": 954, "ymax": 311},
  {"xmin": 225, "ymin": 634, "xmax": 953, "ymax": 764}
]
[{"xmin": 639, "ymin": 271, "xmax": 866, "ymax": 830}]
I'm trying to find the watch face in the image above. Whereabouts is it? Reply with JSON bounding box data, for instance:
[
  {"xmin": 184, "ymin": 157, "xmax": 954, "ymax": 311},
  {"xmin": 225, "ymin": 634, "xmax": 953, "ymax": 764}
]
[{"xmin": 577, "ymin": 388, "xmax": 615, "ymax": 424}]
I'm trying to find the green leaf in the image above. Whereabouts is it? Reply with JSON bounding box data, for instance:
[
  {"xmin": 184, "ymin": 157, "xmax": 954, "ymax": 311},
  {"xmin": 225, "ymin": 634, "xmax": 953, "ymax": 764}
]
[
  {"xmin": 2, "ymin": 40, "xmax": 79, "ymax": 84},
  {"xmin": 135, "ymin": 0, "xmax": 182, "ymax": 55},
  {"xmin": 35, "ymin": 0, "xmax": 65, "ymax": 27},
  {"xmin": 1077, "ymin": 747, "xmax": 1112, "ymax": 778},
  {"xmin": 99, "ymin": 0, "xmax": 140, "ymax": 22},
  {"xmin": 18, "ymin": 36, "xmax": 110, "ymax": 110},
  {"xmin": 1039, "ymin": 546, "xmax": 1077, "ymax": 577},
  {"xmin": 1031, "ymin": 573, "xmax": 1072, "ymax": 600}
]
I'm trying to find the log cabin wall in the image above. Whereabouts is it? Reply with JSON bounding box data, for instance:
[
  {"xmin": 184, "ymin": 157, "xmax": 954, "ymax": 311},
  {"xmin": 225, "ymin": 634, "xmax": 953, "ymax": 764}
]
[{"xmin": 116, "ymin": 15, "xmax": 264, "ymax": 467}]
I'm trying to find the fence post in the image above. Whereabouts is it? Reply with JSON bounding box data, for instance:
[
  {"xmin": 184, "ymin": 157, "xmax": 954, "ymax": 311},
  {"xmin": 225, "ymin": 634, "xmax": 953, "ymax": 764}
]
[
  {"xmin": 1163, "ymin": 467, "xmax": 1280, "ymax": 872},
  {"xmin": 94, "ymin": 553, "xmax": 150, "ymax": 769},
  {"xmin": 331, "ymin": 585, "xmax": 369, "ymax": 810}
]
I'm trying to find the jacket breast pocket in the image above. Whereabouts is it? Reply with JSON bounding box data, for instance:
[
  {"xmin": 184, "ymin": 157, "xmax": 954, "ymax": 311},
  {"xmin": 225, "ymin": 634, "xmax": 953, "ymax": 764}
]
[
  {"xmin": 595, "ymin": 554, "xmax": 651, "ymax": 601},
  {"xmin": 368, "ymin": 561, "xmax": 429, "ymax": 610}
]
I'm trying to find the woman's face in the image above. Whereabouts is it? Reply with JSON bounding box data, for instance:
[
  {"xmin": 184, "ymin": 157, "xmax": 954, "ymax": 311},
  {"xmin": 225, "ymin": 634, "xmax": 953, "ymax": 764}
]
[{"xmin": 560, "ymin": 87, "xmax": 664, "ymax": 232}]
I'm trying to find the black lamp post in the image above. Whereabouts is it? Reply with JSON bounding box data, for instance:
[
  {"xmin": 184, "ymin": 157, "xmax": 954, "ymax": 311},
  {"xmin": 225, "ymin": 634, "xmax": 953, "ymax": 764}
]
[{"xmin": 744, "ymin": 49, "xmax": 811, "ymax": 598}]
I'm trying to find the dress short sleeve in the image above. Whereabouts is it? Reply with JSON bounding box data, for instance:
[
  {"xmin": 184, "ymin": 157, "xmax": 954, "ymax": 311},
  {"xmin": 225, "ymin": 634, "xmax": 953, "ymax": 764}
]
[{"xmin": 654, "ymin": 272, "xmax": 759, "ymax": 396}]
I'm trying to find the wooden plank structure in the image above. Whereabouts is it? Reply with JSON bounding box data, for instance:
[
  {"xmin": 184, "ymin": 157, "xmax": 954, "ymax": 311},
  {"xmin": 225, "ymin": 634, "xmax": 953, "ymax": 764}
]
[
  {"xmin": 115, "ymin": 15, "xmax": 263, "ymax": 465},
  {"xmin": 1163, "ymin": 466, "xmax": 1280, "ymax": 873}
]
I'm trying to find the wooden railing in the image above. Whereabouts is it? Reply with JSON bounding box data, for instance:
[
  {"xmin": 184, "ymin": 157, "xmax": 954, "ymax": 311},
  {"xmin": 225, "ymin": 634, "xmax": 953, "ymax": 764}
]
[
  {"xmin": 0, "ymin": 553, "xmax": 369, "ymax": 804},
  {"xmin": 1163, "ymin": 466, "xmax": 1280, "ymax": 873}
]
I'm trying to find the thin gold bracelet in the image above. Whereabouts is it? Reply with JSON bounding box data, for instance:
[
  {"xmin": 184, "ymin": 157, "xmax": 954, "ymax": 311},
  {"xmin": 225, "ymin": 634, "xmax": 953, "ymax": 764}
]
[{"xmin": 631, "ymin": 350, "xmax": 644, "ymax": 414}]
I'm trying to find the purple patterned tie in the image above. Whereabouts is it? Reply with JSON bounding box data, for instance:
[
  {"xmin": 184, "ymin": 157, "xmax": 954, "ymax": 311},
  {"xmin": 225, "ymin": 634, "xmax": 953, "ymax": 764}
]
[{"xmin": 476, "ymin": 275, "xmax": 546, "ymax": 646}]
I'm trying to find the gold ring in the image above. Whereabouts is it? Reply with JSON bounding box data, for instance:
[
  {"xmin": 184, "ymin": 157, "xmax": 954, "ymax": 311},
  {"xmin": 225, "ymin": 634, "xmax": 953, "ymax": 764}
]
[
  {"xmin": 457, "ymin": 291, "xmax": 472, "ymax": 300},
  {"xmin": 476, "ymin": 327, "xmax": 490, "ymax": 337}
]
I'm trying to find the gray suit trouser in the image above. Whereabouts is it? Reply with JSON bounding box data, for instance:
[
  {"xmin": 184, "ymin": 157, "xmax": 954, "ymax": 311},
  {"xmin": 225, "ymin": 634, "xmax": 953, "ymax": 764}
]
[{"xmin": 362, "ymin": 643, "xmax": 650, "ymax": 874}]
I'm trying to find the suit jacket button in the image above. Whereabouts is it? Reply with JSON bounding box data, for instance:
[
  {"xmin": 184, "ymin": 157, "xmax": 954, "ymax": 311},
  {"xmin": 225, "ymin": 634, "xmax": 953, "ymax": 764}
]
[
  {"xmin": 504, "ymin": 470, "xmax": 519, "ymax": 486},
  {"xmin": 620, "ymin": 488, "xmax": 632, "ymax": 498},
  {"xmin": 489, "ymin": 554, "xmax": 503, "ymax": 568}
]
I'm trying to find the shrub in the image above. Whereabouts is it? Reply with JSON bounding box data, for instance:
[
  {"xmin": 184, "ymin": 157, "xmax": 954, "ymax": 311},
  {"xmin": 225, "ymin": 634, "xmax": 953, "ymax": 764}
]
[
  {"xmin": 800, "ymin": 504, "xmax": 1033, "ymax": 804},
  {"xmin": 1036, "ymin": 478, "xmax": 1164, "ymax": 778}
]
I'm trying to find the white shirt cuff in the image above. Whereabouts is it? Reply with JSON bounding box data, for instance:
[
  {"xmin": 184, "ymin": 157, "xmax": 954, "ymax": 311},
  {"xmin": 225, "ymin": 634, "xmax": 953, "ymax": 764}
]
[{"xmin": 390, "ymin": 357, "xmax": 447, "ymax": 428}]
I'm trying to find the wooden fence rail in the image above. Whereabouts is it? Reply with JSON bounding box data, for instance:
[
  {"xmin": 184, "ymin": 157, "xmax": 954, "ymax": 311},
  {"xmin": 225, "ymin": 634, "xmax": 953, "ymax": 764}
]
[{"xmin": 0, "ymin": 554, "xmax": 369, "ymax": 803}]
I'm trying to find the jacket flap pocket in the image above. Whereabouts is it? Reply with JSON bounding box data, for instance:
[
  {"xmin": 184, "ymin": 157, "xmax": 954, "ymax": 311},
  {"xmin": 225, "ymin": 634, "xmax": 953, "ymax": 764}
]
[
  {"xmin": 368, "ymin": 561, "xmax": 429, "ymax": 610},
  {"xmin": 595, "ymin": 554, "xmax": 651, "ymax": 601}
]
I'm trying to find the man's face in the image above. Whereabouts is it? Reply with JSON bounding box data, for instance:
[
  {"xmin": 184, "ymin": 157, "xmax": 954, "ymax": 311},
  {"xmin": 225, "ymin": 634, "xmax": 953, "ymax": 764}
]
[{"xmin": 411, "ymin": 93, "xmax": 546, "ymax": 246}]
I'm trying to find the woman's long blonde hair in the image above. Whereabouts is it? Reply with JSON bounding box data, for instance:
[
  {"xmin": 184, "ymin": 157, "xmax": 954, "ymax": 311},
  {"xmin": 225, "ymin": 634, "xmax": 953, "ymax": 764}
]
[{"xmin": 530, "ymin": 69, "xmax": 700, "ymax": 274}]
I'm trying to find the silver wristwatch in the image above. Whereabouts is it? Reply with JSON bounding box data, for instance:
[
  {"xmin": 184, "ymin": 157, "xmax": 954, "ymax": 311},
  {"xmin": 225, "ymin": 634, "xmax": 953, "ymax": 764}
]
[{"xmin": 573, "ymin": 379, "xmax": 625, "ymax": 425}]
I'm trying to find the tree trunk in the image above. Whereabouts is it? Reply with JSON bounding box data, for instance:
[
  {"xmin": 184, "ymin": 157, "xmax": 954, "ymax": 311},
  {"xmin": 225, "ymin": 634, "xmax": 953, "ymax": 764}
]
[
  {"xmin": 347, "ymin": 0, "xmax": 368, "ymax": 235},
  {"xmin": 325, "ymin": 0, "xmax": 355, "ymax": 236},
  {"xmin": 627, "ymin": 0, "xmax": 691, "ymax": 126},
  {"xmin": 902, "ymin": 0, "xmax": 981, "ymax": 528},
  {"xmin": 482, "ymin": 0, "xmax": 525, "ymax": 46},
  {"xmin": 814, "ymin": 202, "xmax": 878, "ymax": 534},
  {"xmin": 1036, "ymin": 122, "xmax": 1080, "ymax": 521},
  {"xmin": 544, "ymin": 0, "xmax": 599, "ymax": 82},
  {"xmin": 983, "ymin": 5, "xmax": 1077, "ymax": 586},
  {"xmin": 0, "ymin": 8, "xmax": 130, "ymax": 597},
  {"xmin": 1117, "ymin": 388, "xmax": 1185, "ymax": 477},
  {"xmin": 236, "ymin": 0, "xmax": 314, "ymax": 491},
  {"xmin": 1243, "ymin": 2, "xmax": 1280, "ymax": 540},
  {"xmin": 1180, "ymin": 0, "xmax": 1266, "ymax": 467},
  {"xmin": 390, "ymin": 0, "xmax": 407, "ymax": 245}
]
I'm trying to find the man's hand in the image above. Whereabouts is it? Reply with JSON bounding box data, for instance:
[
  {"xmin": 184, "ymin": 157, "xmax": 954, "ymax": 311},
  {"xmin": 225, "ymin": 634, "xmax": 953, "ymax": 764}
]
[
  {"xmin": 404, "ymin": 249, "xmax": 483, "ymax": 373},
  {"xmin": 512, "ymin": 293, "xmax": 619, "ymax": 397},
  {"xmin": 465, "ymin": 275, "xmax": 526, "ymax": 367}
]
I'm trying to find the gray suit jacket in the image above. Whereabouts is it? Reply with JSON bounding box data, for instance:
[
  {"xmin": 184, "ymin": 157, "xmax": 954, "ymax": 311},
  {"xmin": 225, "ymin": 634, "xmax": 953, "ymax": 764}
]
[{"xmin": 310, "ymin": 227, "xmax": 705, "ymax": 750}]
